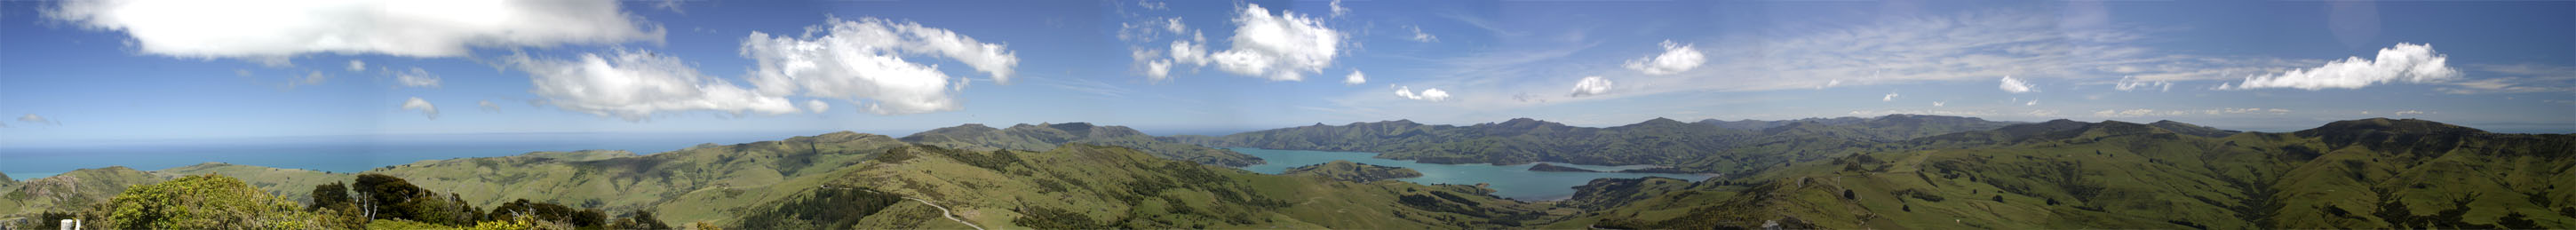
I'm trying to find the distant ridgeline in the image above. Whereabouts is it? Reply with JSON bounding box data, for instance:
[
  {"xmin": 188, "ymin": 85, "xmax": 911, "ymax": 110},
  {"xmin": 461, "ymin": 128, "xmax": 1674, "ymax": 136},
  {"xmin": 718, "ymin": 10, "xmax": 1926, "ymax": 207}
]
[
  {"xmin": 1166, "ymin": 115, "xmax": 2024, "ymax": 174},
  {"xmin": 0, "ymin": 116, "xmax": 2570, "ymax": 229}
]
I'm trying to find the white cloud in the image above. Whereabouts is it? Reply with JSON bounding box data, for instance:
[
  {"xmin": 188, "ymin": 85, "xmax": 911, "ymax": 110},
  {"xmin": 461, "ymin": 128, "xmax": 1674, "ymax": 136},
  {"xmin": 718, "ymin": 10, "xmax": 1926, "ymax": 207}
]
[
  {"xmin": 805, "ymin": 99, "xmax": 831, "ymax": 114},
  {"xmin": 1144, "ymin": 59, "xmax": 1174, "ymax": 80},
  {"xmin": 2113, "ymin": 76, "xmax": 2172, "ymax": 91},
  {"xmin": 17, "ymin": 114, "xmax": 59, "ymax": 125},
  {"xmin": 1408, "ymin": 26, "xmax": 1438, "ymax": 43},
  {"xmin": 402, "ymin": 97, "xmax": 438, "ymax": 120},
  {"xmin": 290, "ymin": 71, "xmax": 329, "ymax": 87},
  {"xmin": 394, "ymin": 67, "xmax": 441, "ymax": 88},
  {"xmin": 1165, "ymin": 17, "xmax": 1188, "ymax": 34},
  {"xmin": 1395, "ymin": 86, "xmax": 1450, "ymax": 102},
  {"xmin": 1194, "ymin": 4, "xmax": 1346, "ymax": 81},
  {"xmin": 1932, "ymin": 101, "xmax": 1946, "ymax": 107},
  {"xmin": 1344, "ymin": 70, "xmax": 1366, "ymax": 85},
  {"xmin": 2438, "ymin": 64, "xmax": 2576, "ymax": 94},
  {"xmin": 1998, "ymin": 75, "xmax": 2036, "ymax": 93},
  {"xmin": 2198, "ymin": 107, "xmax": 2290, "ymax": 115},
  {"xmin": 2093, "ymin": 109, "xmax": 2176, "ymax": 117},
  {"xmin": 1136, "ymin": 0, "xmax": 1165, "ymax": 10},
  {"xmin": 1623, "ymin": 40, "xmax": 1705, "ymax": 75},
  {"xmin": 477, "ymin": 100, "xmax": 500, "ymax": 112},
  {"xmin": 2395, "ymin": 110, "xmax": 2425, "ymax": 115},
  {"xmin": 44, "ymin": 0, "xmax": 664, "ymax": 60},
  {"xmin": 2095, "ymin": 107, "xmax": 2291, "ymax": 117},
  {"xmin": 2231, "ymin": 44, "xmax": 2461, "ymax": 90},
  {"xmin": 1882, "ymin": 92, "xmax": 1898, "ymax": 101},
  {"xmin": 1570, "ymin": 76, "xmax": 1613, "ymax": 97},
  {"xmin": 507, "ymin": 51, "xmax": 799, "ymax": 122},
  {"xmin": 1818, "ymin": 79, "xmax": 1841, "ymax": 89},
  {"xmin": 347, "ymin": 59, "xmax": 365, "ymax": 72},
  {"xmin": 1329, "ymin": 0, "xmax": 1350, "ymax": 18},
  {"xmin": 2025, "ymin": 99, "xmax": 2038, "ymax": 106},
  {"xmin": 742, "ymin": 17, "xmax": 1021, "ymax": 115}
]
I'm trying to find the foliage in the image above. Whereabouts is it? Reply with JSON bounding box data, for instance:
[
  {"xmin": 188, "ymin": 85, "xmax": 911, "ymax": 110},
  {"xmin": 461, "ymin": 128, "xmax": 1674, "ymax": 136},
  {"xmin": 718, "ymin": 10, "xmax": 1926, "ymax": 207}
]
[
  {"xmin": 732, "ymin": 187, "xmax": 904, "ymax": 229},
  {"xmin": 607, "ymin": 210, "xmax": 671, "ymax": 230},
  {"xmin": 99, "ymin": 174, "xmax": 335, "ymax": 229}
]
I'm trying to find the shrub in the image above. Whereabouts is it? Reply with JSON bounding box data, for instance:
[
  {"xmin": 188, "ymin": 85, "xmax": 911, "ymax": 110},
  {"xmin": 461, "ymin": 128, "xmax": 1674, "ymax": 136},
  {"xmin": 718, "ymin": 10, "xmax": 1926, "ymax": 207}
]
[{"xmin": 101, "ymin": 174, "xmax": 338, "ymax": 229}]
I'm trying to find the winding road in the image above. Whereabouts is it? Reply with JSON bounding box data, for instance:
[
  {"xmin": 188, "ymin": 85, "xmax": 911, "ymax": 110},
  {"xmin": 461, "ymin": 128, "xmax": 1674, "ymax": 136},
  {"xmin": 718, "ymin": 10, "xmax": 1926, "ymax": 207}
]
[
  {"xmin": 820, "ymin": 186, "xmax": 985, "ymax": 230},
  {"xmin": 904, "ymin": 197, "xmax": 986, "ymax": 230}
]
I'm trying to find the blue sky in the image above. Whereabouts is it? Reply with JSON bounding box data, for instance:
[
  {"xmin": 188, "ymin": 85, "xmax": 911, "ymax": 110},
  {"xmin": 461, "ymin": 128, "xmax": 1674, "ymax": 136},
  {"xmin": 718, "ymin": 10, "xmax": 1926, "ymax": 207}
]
[{"xmin": 2, "ymin": 0, "xmax": 2571, "ymax": 146}]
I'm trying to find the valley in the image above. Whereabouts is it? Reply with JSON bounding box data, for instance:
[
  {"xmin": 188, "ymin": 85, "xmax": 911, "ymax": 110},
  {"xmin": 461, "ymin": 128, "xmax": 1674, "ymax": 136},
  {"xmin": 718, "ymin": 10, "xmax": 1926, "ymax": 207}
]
[{"xmin": 1, "ymin": 115, "xmax": 2569, "ymax": 229}]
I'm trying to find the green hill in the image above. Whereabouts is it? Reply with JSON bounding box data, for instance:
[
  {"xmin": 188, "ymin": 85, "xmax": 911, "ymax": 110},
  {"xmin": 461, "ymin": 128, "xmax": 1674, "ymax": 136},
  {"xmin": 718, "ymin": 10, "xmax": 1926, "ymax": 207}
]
[
  {"xmin": 4, "ymin": 118, "xmax": 2564, "ymax": 229},
  {"xmin": 1550, "ymin": 118, "xmax": 2576, "ymax": 229},
  {"xmin": 682, "ymin": 144, "xmax": 1556, "ymax": 228},
  {"xmin": 0, "ymin": 167, "xmax": 165, "ymax": 218},
  {"xmin": 1174, "ymin": 115, "xmax": 2017, "ymax": 173},
  {"xmin": 902, "ymin": 123, "xmax": 1264, "ymax": 166},
  {"xmin": 1283, "ymin": 160, "xmax": 1425, "ymax": 182}
]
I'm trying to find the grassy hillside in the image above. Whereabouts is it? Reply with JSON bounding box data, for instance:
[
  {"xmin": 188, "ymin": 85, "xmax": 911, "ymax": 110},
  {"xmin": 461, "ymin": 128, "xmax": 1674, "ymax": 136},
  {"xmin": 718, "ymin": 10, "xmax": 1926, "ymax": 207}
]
[
  {"xmin": 902, "ymin": 123, "xmax": 1264, "ymax": 166},
  {"xmin": 671, "ymin": 144, "xmax": 1558, "ymax": 228},
  {"xmin": 1282, "ymin": 160, "xmax": 1424, "ymax": 182},
  {"xmin": 155, "ymin": 163, "xmax": 352, "ymax": 202},
  {"xmin": 0, "ymin": 167, "xmax": 165, "ymax": 218},
  {"xmin": 1173, "ymin": 115, "xmax": 2017, "ymax": 173},
  {"xmin": 1552, "ymin": 118, "xmax": 2576, "ymax": 229},
  {"xmin": 365, "ymin": 131, "xmax": 910, "ymax": 215}
]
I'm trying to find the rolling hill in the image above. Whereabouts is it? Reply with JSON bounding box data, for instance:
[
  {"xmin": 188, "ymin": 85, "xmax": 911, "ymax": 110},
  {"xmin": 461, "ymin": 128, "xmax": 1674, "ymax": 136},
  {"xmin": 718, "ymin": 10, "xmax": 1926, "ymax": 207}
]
[
  {"xmin": 1171, "ymin": 115, "xmax": 2020, "ymax": 173},
  {"xmin": 1550, "ymin": 118, "xmax": 2576, "ymax": 229},
  {"xmin": 901, "ymin": 123, "xmax": 1263, "ymax": 166},
  {"xmin": 3, "ymin": 117, "xmax": 2565, "ymax": 229}
]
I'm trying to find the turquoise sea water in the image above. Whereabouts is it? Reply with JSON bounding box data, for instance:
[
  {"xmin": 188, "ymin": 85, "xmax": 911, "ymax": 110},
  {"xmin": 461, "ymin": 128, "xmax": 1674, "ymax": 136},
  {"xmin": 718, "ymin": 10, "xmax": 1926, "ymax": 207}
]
[
  {"xmin": 0, "ymin": 131, "xmax": 834, "ymax": 179},
  {"xmin": 1228, "ymin": 147, "xmax": 1713, "ymax": 201}
]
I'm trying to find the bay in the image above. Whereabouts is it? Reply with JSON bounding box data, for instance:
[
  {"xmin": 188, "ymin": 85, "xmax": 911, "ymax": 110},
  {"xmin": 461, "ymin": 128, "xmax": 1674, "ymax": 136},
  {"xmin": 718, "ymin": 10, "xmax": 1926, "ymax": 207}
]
[{"xmin": 1228, "ymin": 147, "xmax": 1713, "ymax": 201}]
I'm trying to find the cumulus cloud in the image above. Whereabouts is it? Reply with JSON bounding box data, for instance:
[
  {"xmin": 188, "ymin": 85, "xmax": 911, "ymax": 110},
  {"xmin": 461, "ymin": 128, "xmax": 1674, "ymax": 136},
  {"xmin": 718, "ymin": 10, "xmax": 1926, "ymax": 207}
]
[
  {"xmin": 1998, "ymin": 75, "xmax": 2036, "ymax": 93},
  {"xmin": 478, "ymin": 100, "xmax": 500, "ymax": 112},
  {"xmin": 805, "ymin": 99, "xmax": 831, "ymax": 114},
  {"xmin": 1329, "ymin": 0, "xmax": 1350, "ymax": 18},
  {"xmin": 1395, "ymin": 86, "xmax": 1450, "ymax": 102},
  {"xmin": 742, "ymin": 17, "xmax": 1021, "ymax": 115},
  {"xmin": 1623, "ymin": 40, "xmax": 1705, "ymax": 75},
  {"xmin": 1932, "ymin": 101, "xmax": 1946, "ymax": 107},
  {"xmin": 17, "ymin": 114, "xmax": 59, "ymax": 125},
  {"xmin": 1570, "ymin": 76, "xmax": 1613, "ymax": 97},
  {"xmin": 290, "ymin": 71, "xmax": 330, "ymax": 88},
  {"xmin": 1882, "ymin": 92, "xmax": 1898, "ymax": 101},
  {"xmin": 44, "ymin": 0, "xmax": 664, "ymax": 60},
  {"xmin": 401, "ymin": 97, "xmax": 438, "ymax": 120},
  {"xmin": 1143, "ymin": 59, "xmax": 1175, "ymax": 80},
  {"xmin": 508, "ymin": 51, "xmax": 799, "ymax": 122},
  {"xmin": 347, "ymin": 59, "xmax": 365, "ymax": 72},
  {"xmin": 2231, "ymin": 44, "xmax": 2461, "ymax": 90},
  {"xmin": 1344, "ymin": 70, "xmax": 1366, "ymax": 85},
  {"xmin": 394, "ymin": 67, "xmax": 441, "ymax": 88},
  {"xmin": 1182, "ymin": 4, "xmax": 1348, "ymax": 81},
  {"xmin": 2025, "ymin": 99, "xmax": 2038, "ymax": 106}
]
